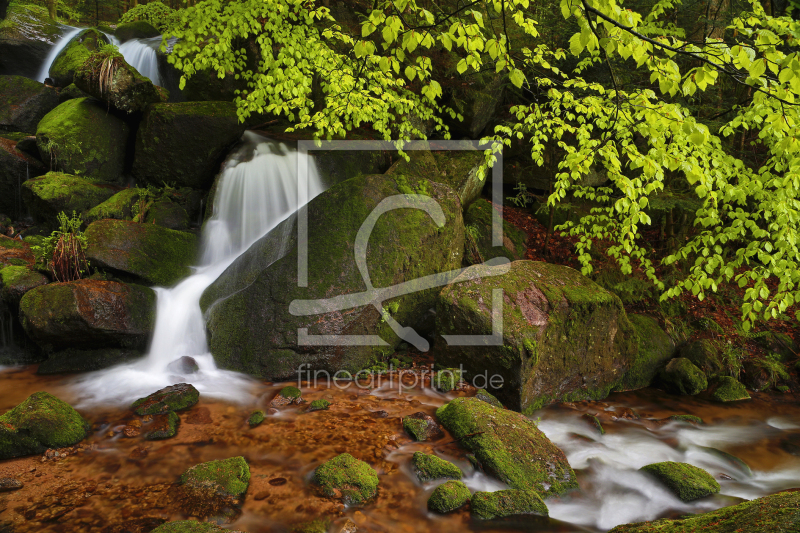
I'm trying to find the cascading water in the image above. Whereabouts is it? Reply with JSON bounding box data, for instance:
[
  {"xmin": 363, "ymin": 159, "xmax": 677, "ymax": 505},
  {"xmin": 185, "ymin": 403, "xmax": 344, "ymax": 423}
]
[
  {"xmin": 108, "ymin": 35, "xmax": 162, "ymax": 86},
  {"xmin": 74, "ymin": 132, "xmax": 326, "ymax": 406},
  {"xmin": 36, "ymin": 26, "xmax": 82, "ymax": 83}
]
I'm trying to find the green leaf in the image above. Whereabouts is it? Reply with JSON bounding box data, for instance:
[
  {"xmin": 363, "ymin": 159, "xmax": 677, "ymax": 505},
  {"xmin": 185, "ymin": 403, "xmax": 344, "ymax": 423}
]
[{"xmin": 509, "ymin": 68, "xmax": 525, "ymax": 88}]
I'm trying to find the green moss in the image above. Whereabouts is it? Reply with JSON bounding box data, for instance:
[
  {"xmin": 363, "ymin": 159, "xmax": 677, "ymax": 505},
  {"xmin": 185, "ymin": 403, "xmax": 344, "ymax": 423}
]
[
  {"xmin": 307, "ymin": 399, "xmax": 330, "ymax": 412},
  {"xmin": 291, "ymin": 518, "xmax": 331, "ymax": 533},
  {"xmin": 402, "ymin": 414, "xmax": 440, "ymax": 441},
  {"xmin": 427, "ymin": 480, "xmax": 470, "ymax": 513},
  {"xmin": 668, "ymin": 414, "xmax": 704, "ymax": 425},
  {"xmin": 114, "ymin": 20, "xmax": 160, "ymax": 41},
  {"xmin": 411, "ymin": 452, "xmax": 462, "ymax": 482},
  {"xmin": 180, "ymin": 456, "xmax": 251, "ymax": 499},
  {"xmin": 0, "ymin": 265, "xmax": 47, "ymax": 306},
  {"xmin": 150, "ymin": 522, "xmax": 231, "ymax": 533},
  {"xmin": 48, "ymin": 29, "xmax": 108, "ymax": 87},
  {"xmin": 436, "ymin": 398, "xmax": 577, "ymax": 496},
  {"xmin": 639, "ymin": 461, "xmax": 720, "ymax": 502},
  {"xmin": 0, "ymin": 236, "xmax": 24, "ymax": 249},
  {"xmin": 21, "ymin": 172, "xmax": 119, "ymax": 227},
  {"xmin": 313, "ymin": 453, "xmax": 379, "ymax": 505},
  {"xmin": 463, "ymin": 198, "xmax": 527, "ymax": 264},
  {"xmin": 0, "ymin": 391, "xmax": 88, "ymax": 459},
  {"xmin": 711, "ymin": 376, "xmax": 750, "ymax": 402},
  {"xmin": 608, "ymin": 491, "xmax": 800, "ymax": 533},
  {"xmin": 619, "ymin": 314, "xmax": 675, "ymax": 390},
  {"xmin": 475, "ymin": 388, "xmax": 504, "ymax": 408},
  {"xmin": 470, "ymin": 489, "xmax": 548, "ymax": 520},
  {"xmin": 248, "ymin": 410, "xmax": 265, "ymax": 427},
  {"xmin": 434, "ymin": 368, "xmax": 462, "ymax": 392},
  {"xmin": 658, "ymin": 358, "xmax": 708, "ymax": 395},
  {"xmin": 84, "ymin": 188, "xmax": 141, "ymax": 225},
  {"xmin": 145, "ymin": 411, "xmax": 179, "ymax": 440},
  {"xmin": 279, "ymin": 386, "xmax": 302, "ymax": 400},
  {"xmin": 131, "ymin": 383, "xmax": 200, "ymax": 415},
  {"xmin": 582, "ymin": 413, "xmax": 605, "ymax": 435}
]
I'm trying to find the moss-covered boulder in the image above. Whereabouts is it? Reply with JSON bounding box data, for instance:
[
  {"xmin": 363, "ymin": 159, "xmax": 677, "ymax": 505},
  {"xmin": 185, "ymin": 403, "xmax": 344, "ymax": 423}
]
[
  {"xmin": 74, "ymin": 52, "xmax": 164, "ymax": 114},
  {"xmin": 35, "ymin": 98, "xmax": 129, "ymax": 182},
  {"xmin": 434, "ymin": 260, "xmax": 637, "ymax": 412},
  {"xmin": 19, "ymin": 279, "xmax": 156, "ymax": 353},
  {"xmin": 85, "ymin": 219, "xmax": 197, "ymax": 286},
  {"xmin": 48, "ymin": 29, "xmax": 109, "ymax": 87},
  {"xmin": 247, "ymin": 410, "xmax": 265, "ymax": 427},
  {"xmin": 21, "ymin": 172, "xmax": 120, "ymax": 227},
  {"xmin": 657, "ymin": 358, "xmax": 708, "ymax": 396},
  {"xmin": 0, "ymin": 136, "xmax": 47, "ymax": 220},
  {"xmin": 0, "ymin": 391, "xmax": 87, "ymax": 459},
  {"xmin": 114, "ymin": 20, "xmax": 160, "ymax": 42},
  {"xmin": 463, "ymin": 198, "xmax": 527, "ymax": 265},
  {"xmin": 0, "ymin": 76, "xmax": 59, "ymax": 133},
  {"xmin": 609, "ymin": 491, "xmax": 800, "ymax": 533},
  {"xmin": 471, "ymin": 489, "xmax": 548, "ymax": 520},
  {"xmin": 678, "ymin": 339, "xmax": 724, "ymax": 378},
  {"xmin": 179, "ymin": 456, "xmax": 250, "ymax": 516},
  {"xmin": 36, "ymin": 347, "xmax": 143, "ymax": 374},
  {"xmin": 58, "ymin": 83, "xmax": 90, "ymax": 103},
  {"xmin": 428, "ymin": 480, "xmax": 470, "ymax": 513},
  {"xmin": 201, "ymin": 173, "xmax": 464, "ymax": 378},
  {"xmin": 639, "ymin": 461, "xmax": 720, "ymax": 502},
  {"xmin": 83, "ymin": 188, "xmax": 140, "ymax": 225},
  {"xmin": 411, "ymin": 452, "xmax": 462, "ymax": 482},
  {"xmin": 133, "ymin": 102, "xmax": 246, "ymax": 189},
  {"xmin": 755, "ymin": 331, "xmax": 798, "ymax": 362},
  {"xmin": 434, "ymin": 368, "xmax": 462, "ymax": 392},
  {"xmin": 431, "ymin": 149, "xmax": 488, "ymax": 208},
  {"xmin": 436, "ymin": 397, "xmax": 577, "ymax": 496},
  {"xmin": 0, "ymin": 4, "xmax": 63, "ymax": 78},
  {"xmin": 145, "ymin": 411, "xmax": 180, "ymax": 440},
  {"xmin": 0, "ymin": 265, "xmax": 48, "ymax": 307},
  {"xmin": 710, "ymin": 376, "xmax": 750, "ymax": 402},
  {"xmin": 618, "ymin": 314, "xmax": 676, "ymax": 390},
  {"xmin": 403, "ymin": 412, "xmax": 444, "ymax": 441},
  {"xmin": 151, "ymin": 522, "xmax": 242, "ymax": 533},
  {"xmin": 131, "ymin": 383, "xmax": 200, "ymax": 415},
  {"xmin": 475, "ymin": 388, "xmax": 504, "ymax": 408},
  {"xmin": 313, "ymin": 453, "xmax": 379, "ymax": 505},
  {"xmin": 144, "ymin": 197, "xmax": 190, "ymax": 230},
  {"xmin": 269, "ymin": 385, "xmax": 303, "ymax": 408}
]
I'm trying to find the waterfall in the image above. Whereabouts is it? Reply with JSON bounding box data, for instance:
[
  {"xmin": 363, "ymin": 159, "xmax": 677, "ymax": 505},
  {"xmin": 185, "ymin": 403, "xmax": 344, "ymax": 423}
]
[
  {"xmin": 36, "ymin": 26, "xmax": 83, "ymax": 83},
  {"xmin": 115, "ymin": 36, "xmax": 163, "ymax": 86},
  {"xmin": 74, "ymin": 132, "xmax": 326, "ymax": 406}
]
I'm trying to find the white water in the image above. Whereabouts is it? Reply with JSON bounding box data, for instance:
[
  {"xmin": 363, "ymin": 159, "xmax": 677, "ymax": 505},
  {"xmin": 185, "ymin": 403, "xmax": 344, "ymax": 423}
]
[
  {"xmin": 36, "ymin": 26, "xmax": 82, "ymax": 82},
  {"xmin": 537, "ymin": 409, "xmax": 800, "ymax": 531},
  {"xmin": 73, "ymin": 132, "xmax": 325, "ymax": 407}
]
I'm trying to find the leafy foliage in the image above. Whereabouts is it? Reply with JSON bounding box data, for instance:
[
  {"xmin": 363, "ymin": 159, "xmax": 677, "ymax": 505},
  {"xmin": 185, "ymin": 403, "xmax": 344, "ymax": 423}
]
[
  {"xmin": 119, "ymin": 1, "xmax": 177, "ymax": 33},
  {"xmin": 32, "ymin": 211, "xmax": 89, "ymax": 282}
]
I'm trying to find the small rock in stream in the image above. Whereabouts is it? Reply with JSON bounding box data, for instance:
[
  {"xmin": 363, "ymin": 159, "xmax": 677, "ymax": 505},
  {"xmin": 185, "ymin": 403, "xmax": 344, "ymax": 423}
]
[
  {"xmin": 131, "ymin": 383, "xmax": 200, "ymax": 415},
  {"xmin": 402, "ymin": 412, "xmax": 444, "ymax": 441},
  {"xmin": 269, "ymin": 386, "xmax": 303, "ymax": 408},
  {"xmin": 144, "ymin": 412, "xmax": 180, "ymax": 440},
  {"xmin": 167, "ymin": 356, "xmax": 200, "ymax": 374},
  {"xmin": 0, "ymin": 478, "xmax": 22, "ymax": 492}
]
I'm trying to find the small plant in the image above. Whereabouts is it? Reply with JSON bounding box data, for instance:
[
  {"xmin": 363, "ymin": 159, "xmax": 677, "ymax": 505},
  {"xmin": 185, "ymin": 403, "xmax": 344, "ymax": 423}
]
[
  {"xmin": 78, "ymin": 43, "xmax": 124, "ymax": 97},
  {"xmin": 507, "ymin": 182, "xmax": 531, "ymax": 208},
  {"xmin": 464, "ymin": 223, "xmax": 483, "ymax": 264},
  {"xmin": 720, "ymin": 343, "xmax": 744, "ymax": 379},
  {"xmin": 755, "ymin": 352, "xmax": 790, "ymax": 389},
  {"xmin": 32, "ymin": 211, "xmax": 90, "ymax": 282}
]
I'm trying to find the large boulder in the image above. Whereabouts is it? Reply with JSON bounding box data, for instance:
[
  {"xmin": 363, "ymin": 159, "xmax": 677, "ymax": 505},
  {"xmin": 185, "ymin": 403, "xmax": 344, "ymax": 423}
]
[
  {"xmin": 639, "ymin": 461, "xmax": 720, "ymax": 502},
  {"xmin": 609, "ymin": 491, "xmax": 800, "ymax": 532},
  {"xmin": 436, "ymin": 397, "xmax": 577, "ymax": 496},
  {"xmin": 463, "ymin": 198, "xmax": 527, "ymax": 265},
  {"xmin": 48, "ymin": 28, "xmax": 109, "ymax": 87},
  {"xmin": 86, "ymin": 186, "xmax": 204, "ymax": 229},
  {"xmin": 0, "ymin": 265, "xmax": 48, "ymax": 307},
  {"xmin": 74, "ymin": 52, "xmax": 163, "ymax": 114},
  {"xmin": 677, "ymin": 339, "xmax": 725, "ymax": 378},
  {"xmin": 434, "ymin": 260, "xmax": 637, "ymax": 412},
  {"xmin": 618, "ymin": 314, "xmax": 676, "ymax": 390},
  {"xmin": 19, "ymin": 279, "xmax": 156, "ymax": 353},
  {"xmin": 0, "ymin": 136, "xmax": 47, "ymax": 220},
  {"xmin": 657, "ymin": 357, "xmax": 708, "ymax": 395},
  {"xmin": 21, "ymin": 172, "xmax": 119, "ymax": 227},
  {"xmin": 200, "ymin": 173, "xmax": 464, "ymax": 378},
  {"xmin": 133, "ymin": 101, "xmax": 247, "ymax": 189},
  {"xmin": 0, "ymin": 391, "xmax": 87, "ymax": 459},
  {"xmin": 0, "ymin": 76, "xmax": 59, "ymax": 133},
  {"xmin": 313, "ymin": 453, "xmax": 378, "ymax": 505},
  {"xmin": 85, "ymin": 219, "xmax": 198, "ymax": 286},
  {"xmin": 114, "ymin": 20, "xmax": 160, "ymax": 42},
  {"xmin": 431, "ymin": 149, "xmax": 487, "ymax": 208},
  {"xmin": 36, "ymin": 98, "xmax": 129, "ymax": 182},
  {"xmin": 0, "ymin": 4, "xmax": 63, "ymax": 78}
]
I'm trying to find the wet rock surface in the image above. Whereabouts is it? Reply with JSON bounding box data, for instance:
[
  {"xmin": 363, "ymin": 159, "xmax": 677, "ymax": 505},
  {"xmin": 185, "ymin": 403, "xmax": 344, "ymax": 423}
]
[
  {"xmin": 131, "ymin": 383, "xmax": 200, "ymax": 416},
  {"xmin": 402, "ymin": 412, "xmax": 444, "ymax": 441}
]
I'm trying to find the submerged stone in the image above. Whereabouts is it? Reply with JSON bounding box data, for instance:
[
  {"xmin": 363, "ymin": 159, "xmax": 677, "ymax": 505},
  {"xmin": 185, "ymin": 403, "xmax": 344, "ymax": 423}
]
[
  {"xmin": 131, "ymin": 383, "xmax": 199, "ymax": 415},
  {"xmin": 402, "ymin": 412, "xmax": 444, "ymax": 441},
  {"xmin": 657, "ymin": 358, "xmax": 708, "ymax": 396},
  {"xmin": 608, "ymin": 490, "xmax": 800, "ymax": 532},
  {"xmin": 427, "ymin": 480, "xmax": 470, "ymax": 513},
  {"xmin": 0, "ymin": 391, "xmax": 87, "ymax": 460},
  {"xmin": 313, "ymin": 453, "xmax": 379, "ymax": 505},
  {"xmin": 307, "ymin": 399, "xmax": 331, "ymax": 412},
  {"xmin": 436, "ymin": 397, "xmax": 577, "ymax": 496},
  {"xmin": 0, "ymin": 478, "xmax": 22, "ymax": 492},
  {"xmin": 470, "ymin": 489, "xmax": 548, "ymax": 520},
  {"xmin": 667, "ymin": 414, "xmax": 703, "ymax": 425},
  {"xmin": 145, "ymin": 411, "xmax": 179, "ymax": 440},
  {"xmin": 711, "ymin": 376, "xmax": 750, "ymax": 402},
  {"xmin": 247, "ymin": 410, "xmax": 265, "ymax": 427},
  {"xmin": 151, "ymin": 522, "xmax": 243, "ymax": 533},
  {"xmin": 639, "ymin": 461, "xmax": 720, "ymax": 502},
  {"xmin": 581, "ymin": 413, "xmax": 605, "ymax": 435},
  {"xmin": 411, "ymin": 452, "xmax": 462, "ymax": 482}
]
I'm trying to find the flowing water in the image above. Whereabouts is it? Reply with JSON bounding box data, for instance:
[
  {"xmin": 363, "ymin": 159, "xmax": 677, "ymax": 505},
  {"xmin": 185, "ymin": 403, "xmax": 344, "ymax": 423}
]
[
  {"xmin": 71, "ymin": 132, "xmax": 325, "ymax": 408},
  {"xmin": 35, "ymin": 26, "xmax": 83, "ymax": 83}
]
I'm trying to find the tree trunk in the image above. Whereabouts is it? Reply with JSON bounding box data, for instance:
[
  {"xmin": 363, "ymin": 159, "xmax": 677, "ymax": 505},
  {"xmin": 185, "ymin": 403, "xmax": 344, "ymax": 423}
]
[{"xmin": 46, "ymin": 0, "xmax": 56, "ymax": 19}]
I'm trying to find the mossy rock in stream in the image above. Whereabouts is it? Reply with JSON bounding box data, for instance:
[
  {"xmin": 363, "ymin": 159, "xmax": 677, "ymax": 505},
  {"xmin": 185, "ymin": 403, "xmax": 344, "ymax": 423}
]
[
  {"xmin": 0, "ymin": 4, "xmax": 63, "ymax": 78},
  {"xmin": 247, "ymin": 410, "xmax": 265, "ymax": 427},
  {"xmin": 0, "ymin": 265, "xmax": 48, "ymax": 307},
  {"xmin": 144, "ymin": 411, "xmax": 180, "ymax": 440},
  {"xmin": 74, "ymin": 51, "xmax": 164, "ymax": 114},
  {"xmin": 618, "ymin": 314, "xmax": 676, "ymax": 390},
  {"xmin": 411, "ymin": 452, "xmax": 462, "ymax": 482},
  {"xmin": 85, "ymin": 219, "xmax": 197, "ymax": 286},
  {"xmin": 470, "ymin": 489, "xmax": 548, "ymax": 520},
  {"xmin": 463, "ymin": 198, "xmax": 527, "ymax": 265},
  {"xmin": 131, "ymin": 383, "xmax": 199, "ymax": 415},
  {"xmin": 677, "ymin": 339, "xmax": 725, "ymax": 378},
  {"xmin": 0, "ymin": 391, "xmax": 88, "ymax": 460},
  {"xmin": 21, "ymin": 172, "xmax": 120, "ymax": 227},
  {"xmin": 114, "ymin": 20, "xmax": 160, "ymax": 42},
  {"xmin": 307, "ymin": 399, "xmax": 330, "ymax": 412},
  {"xmin": 656, "ymin": 358, "xmax": 708, "ymax": 396},
  {"xmin": 402, "ymin": 412, "xmax": 444, "ymax": 441},
  {"xmin": 639, "ymin": 461, "xmax": 720, "ymax": 502},
  {"xmin": 313, "ymin": 453, "xmax": 379, "ymax": 505},
  {"xmin": 179, "ymin": 456, "xmax": 251, "ymax": 517},
  {"xmin": 201, "ymin": 173, "xmax": 464, "ymax": 379},
  {"xmin": 475, "ymin": 388, "xmax": 504, "ymax": 409},
  {"xmin": 35, "ymin": 98, "xmax": 129, "ymax": 183},
  {"xmin": 609, "ymin": 491, "xmax": 800, "ymax": 533},
  {"xmin": 433, "ymin": 260, "xmax": 638, "ymax": 412},
  {"xmin": 48, "ymin": 29, "xmax": 109, "ymax": 87},
  {"xmin": 19, "ymin": 280, "xmax": 156, "ymax": 353},
  {"xmin": 436, "ymin": 397, "xmax": 577, "ymax": 497},
  {"xmin": 151, "ymin": 522, "xmax": 244, "ymax": 533},
  {"xmin": 427, "ymin": 480, "xmax": 470, "ymax": 513},
  {"xmin": 710, "ymin": 376, "xmax": 750, "ymax": 402},
  {"xmin": 0, "ymin": 75, "xmax": 59, "ymax": 133}
]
